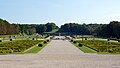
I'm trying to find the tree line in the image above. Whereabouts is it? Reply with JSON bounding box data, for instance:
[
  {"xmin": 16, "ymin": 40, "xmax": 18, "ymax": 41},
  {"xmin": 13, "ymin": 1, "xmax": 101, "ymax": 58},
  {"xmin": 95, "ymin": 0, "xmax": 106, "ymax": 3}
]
[
  {"xmin": 19, "ymin": 22, "xmax": 58, "ymax": 35},
  {"xmin": 0, "ymin": 19, "xmax": 20, "ymax": 35},
  {"xmin": 1, "ymin": 18, "xmax": 120, "ymax": 39},
  {"xmin": 0, "ymin": 18, "xmax": 58, "ymax": 35},
  {"xmin": 59, "ymin": 21, "xmax": 120, "ymax": 38}
]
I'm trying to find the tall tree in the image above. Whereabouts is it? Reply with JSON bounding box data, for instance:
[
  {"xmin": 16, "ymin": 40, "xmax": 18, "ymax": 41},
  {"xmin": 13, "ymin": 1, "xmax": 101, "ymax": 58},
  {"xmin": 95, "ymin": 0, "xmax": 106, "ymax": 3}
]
[
  {"xmin": 45, "ymin": 22, "xmax": 56, "ymax": 32},
  {"xmin": 36, "ymin": 24, "xmax": 47, "ymax": 34}
]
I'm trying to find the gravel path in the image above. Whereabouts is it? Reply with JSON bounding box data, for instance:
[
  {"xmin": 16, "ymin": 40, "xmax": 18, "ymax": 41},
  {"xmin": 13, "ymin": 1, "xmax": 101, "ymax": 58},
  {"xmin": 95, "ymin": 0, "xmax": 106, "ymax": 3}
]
[{"xmin": 0, "ymin": 36, "xmax": 120, "ymax": 68}]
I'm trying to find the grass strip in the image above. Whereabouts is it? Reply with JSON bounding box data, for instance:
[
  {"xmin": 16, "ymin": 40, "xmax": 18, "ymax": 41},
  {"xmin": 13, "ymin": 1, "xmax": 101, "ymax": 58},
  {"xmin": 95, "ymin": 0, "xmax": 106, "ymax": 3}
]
[
  {"xmin": 25, "ymin": 42, "xmax": 49, "ymax": 53},
  {"xmin": 70, "ymin": 41, "xmax": 96, "ymax": 53}
]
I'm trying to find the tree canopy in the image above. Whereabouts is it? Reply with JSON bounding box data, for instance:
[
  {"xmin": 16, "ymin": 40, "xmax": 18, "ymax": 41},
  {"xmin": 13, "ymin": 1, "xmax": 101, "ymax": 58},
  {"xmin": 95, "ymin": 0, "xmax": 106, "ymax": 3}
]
[
  {"xmin": 0, "ymin": 19, "xmax": 20, "ymax": 35},
  {"xmin": 1, "ymin": 18, "xmax": 120, "ymax": 38}
]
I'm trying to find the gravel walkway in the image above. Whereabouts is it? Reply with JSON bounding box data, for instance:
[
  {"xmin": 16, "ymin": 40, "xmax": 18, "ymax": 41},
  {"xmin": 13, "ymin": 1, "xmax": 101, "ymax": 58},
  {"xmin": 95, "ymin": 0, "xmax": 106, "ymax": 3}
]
[{"xmin": 0, "ymin": 36, "xmax": 120, "ymax": 68}]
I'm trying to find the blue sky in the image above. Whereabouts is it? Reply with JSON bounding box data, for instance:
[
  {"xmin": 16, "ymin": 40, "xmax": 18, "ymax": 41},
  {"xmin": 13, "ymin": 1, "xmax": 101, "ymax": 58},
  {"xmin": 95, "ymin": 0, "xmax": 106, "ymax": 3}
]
[{"xmin": 0, "ymin": 0, "xmax": 120, "ymax": 26}]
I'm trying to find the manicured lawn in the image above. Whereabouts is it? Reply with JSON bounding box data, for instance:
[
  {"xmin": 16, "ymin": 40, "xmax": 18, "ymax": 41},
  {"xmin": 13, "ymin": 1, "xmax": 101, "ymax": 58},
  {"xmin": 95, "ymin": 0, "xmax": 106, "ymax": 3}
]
[
  {"xmin": 71, "ymin": 42, "xmax": 96, "ymax": 53},
  {"xmin": 76, "ymin": 40, "xmax": 120, "ymax": 54},
  {"xmin": 25, "ymin": 41, "xmax": 49, "ymax": 53},
  {"xmin": 44, "ymin": 29, "xmax": 58, "ymax": 34},
  {"xmin": 25, "ymin": 45, "xmax": 43, "ymax": 53},
  {"xmin": 78, "ymin": 46, "xmax": 96, "ymax": 53},
  {"xmin": 0, "ymin": 40, "xmax": 44, "ymax": 54}
]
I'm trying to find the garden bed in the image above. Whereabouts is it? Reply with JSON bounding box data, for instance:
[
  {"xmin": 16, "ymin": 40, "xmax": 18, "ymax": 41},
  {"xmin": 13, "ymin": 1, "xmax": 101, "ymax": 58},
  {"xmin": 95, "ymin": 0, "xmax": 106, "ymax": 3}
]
[
  {"xmin": 76, "ymin": 40, "xmax": 120, "ymax": 53},
  {"xmin": 0, "ymin": 40, "xmax": 44, "ymax": 54}
]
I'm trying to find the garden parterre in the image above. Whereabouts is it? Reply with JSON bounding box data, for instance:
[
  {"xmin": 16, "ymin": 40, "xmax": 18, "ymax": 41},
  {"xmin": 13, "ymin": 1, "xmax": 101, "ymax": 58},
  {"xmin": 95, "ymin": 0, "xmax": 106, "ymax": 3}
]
[
  {"xmin": 0, "ymin": 40, "xmax": 43, "ymax": 54},
  {"xmin": 76, "ymin": 40, "xmax": 120, "ymax": 53}
]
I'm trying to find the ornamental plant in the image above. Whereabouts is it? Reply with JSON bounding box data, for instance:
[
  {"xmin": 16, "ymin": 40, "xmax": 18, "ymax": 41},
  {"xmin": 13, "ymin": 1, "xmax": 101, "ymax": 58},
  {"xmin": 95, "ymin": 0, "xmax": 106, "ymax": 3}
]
[
  {"xmin": 78, "ymin": 43, "xmax": 83, "ymax": 47},
  {"xmin": 73, "ymin": 41, "xmax": 77, "ymax": 44},
  {"xmin": 38, "ymin": 44, "xmax": 43, "ymax": 47},
  {"xmin": 43, "ymin": 41, "xmax": 47, "ymax": 44}
]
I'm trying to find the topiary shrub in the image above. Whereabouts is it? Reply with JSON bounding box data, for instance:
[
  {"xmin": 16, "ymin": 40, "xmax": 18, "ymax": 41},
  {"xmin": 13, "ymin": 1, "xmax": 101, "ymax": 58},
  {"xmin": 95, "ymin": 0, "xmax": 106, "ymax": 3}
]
[
  {"xmin": 10, "ymin": 39, "xmax": 12, "ymax": 41},
  {"xmin": 85, "ymin": 38, "xmax": 87, "ymax": 40},
  {"xmin": 47, "ymin": 40, "xmax": 49, "ymax": 42},
  {"xmin": 78, "ymin": 43, "xmax": 83, "ymax": 47},
  {"xmin": 71, "ymin": 39, "xmax": 73, "ymax": 42},
  {"xmin": 0, "ymin": 40, "xmax": 2, "ymax": 42},
  {"xmin": 38, "ymin": 44, "xmax": 43, "ymax": 47},
  {"xmin": 13, "ymin": 36, "xmax": 15, "ymax": 38},
  {"xmin": 9, "ymin": 36, "xmax": 11, "ymax": 38},
  {"xmin": 107, "ymin": 39, "xmax": 110, "ymax": 41},
  {"xmin": 73, "ymin": 41, "xmax": 77, "ymax": 44},
  {"xmin": 43, "ymin": 41, "xmax": 47, "ymax": 44},
  {"xmin": 0, "ymin": 51, "xmax": 3, "ymax": 54}
]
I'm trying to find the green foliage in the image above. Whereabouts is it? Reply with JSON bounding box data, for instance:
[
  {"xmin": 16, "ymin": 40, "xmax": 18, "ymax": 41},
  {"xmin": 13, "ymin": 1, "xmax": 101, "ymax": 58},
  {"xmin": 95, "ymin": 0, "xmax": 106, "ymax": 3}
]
[
  {"xmin": 36, "ymin": 24, "xmax": 47, "ymax": 34},
  {"xmin": 47, "ymin": 39, "xmax": 50, "ymax": 42},
  {"xmin": 85, "ymin": 38, "xmax": 87, "ymax": 40},
  {"xmin": 43, "ymin": 41, "xmax": 47, "ymax": 44},
  {"xmin": 76, "ymin": 40, "xmax": 120, "ymax": 53},
  {"xmin": 73, "ymin": 41, "xmax": 77, "ymax": 44},
  {"xmin": 45, "ymin": 22, "xmax": 57, "ymax": 32},
  {"xmin": 0, "ymin": 40, "xmax": 2, "ymax": 42},
  {"xmin": 10, "ymin": 39, "xmax": 12, "ymax": 41},
  {"xmin": 60, "ymin": 23, "xmax": 90, "ymax": 35},
  {"xmin": 0, "ymin": 18, "xmax": 20, "ymax": 35},
  {"xmin": 25, "ymin": 41, "xmax": 48, "ymax": 53},
  {"xmin": 1, "ymin": 18, "xmax": 120, "ymax": 40},
  {"xmin": 107, "ymin": 39, "xmax": 110, "ymax": 41},
  {"xmin": 38, "ymin": 44, "xmax": 43, "ymax": 47},
  {"xmin": 19, "ymin": 22, "xmax": 58, "ymax": 34},
  {"xmin": 32, "ymin": 38, "xmax": 34, "ymax": 40},
  {"xmin": 78, "ymin": 43, "xmax": 83, "ymax": 47},
  {"xmin": 0, "ymin": 40, "xmax": 43, "ymax": 54},
  {"xmin": 97, "ymin": 21, "xmax": 120, "ymax": 38},
  {"xmin": 71, "ymin": 41, "xmax": 96, "ymax": 53},
  {"xmin": 45, "ymin": 29, "xmax": 58, "ymax": 34},
  {"xmin": 70, "ymin": 39, "xmax": 73, "ymax": 42}
]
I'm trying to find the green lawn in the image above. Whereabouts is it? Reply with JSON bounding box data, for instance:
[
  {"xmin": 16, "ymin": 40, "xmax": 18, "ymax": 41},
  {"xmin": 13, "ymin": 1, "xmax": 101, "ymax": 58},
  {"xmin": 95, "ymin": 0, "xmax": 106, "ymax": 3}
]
[
  {"xmin": 78, "ymin": 46, "xmax": 96, "ymax": 53},
  {"xmin": 25, "ymin": 45, "xmax": 43, "ymax": 53},
  {"xmin": 0, "ymin": 40, "xmax": 43, "ymax": 54},
  {"xmin": 25, "ymin": 42, "xmax": 49, "ymax": 53},
  {"xmin": 76, "ymin": 40, "xmax": 120, "ymax": 54},
  {"xmin": 44, "ymin": 29, "xmax": 58, "ymax": 34},
  {"xmin": 71, "ymin": 42, "xmax": 96, "ymax": 53}
]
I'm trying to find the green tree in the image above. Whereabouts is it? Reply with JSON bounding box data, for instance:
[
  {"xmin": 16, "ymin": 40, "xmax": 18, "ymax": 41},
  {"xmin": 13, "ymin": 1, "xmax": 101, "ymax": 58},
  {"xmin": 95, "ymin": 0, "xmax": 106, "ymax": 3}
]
[
  {"xmin": 36, "ymin": 24, "xmax": 47, "ymax": 34},
  {"xmin": 45, "ymin": 22, "xmax": 56, "ymax": 32}
]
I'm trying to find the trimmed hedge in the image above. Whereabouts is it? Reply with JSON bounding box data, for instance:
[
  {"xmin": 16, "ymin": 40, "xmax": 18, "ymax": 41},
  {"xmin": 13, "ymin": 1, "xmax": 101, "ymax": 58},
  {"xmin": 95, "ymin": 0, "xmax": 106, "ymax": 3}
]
[
  {"xmin": 0, "ymin": 40, "xmax": 2, "ymax": 42},
  {"xmin": 107, "ymin": 39, "xmax": 110, "ymax": 41},
  {"xmin": 73, "ymin": 41, "xmax": 77, "ymax": 44},
  {"xmin": 38, "ymin": 44, "xmax": 43, "ymax": 47},
  {"xmin": 47, "ymin": 40, "xmax": 49, "ymax": 42},
  {"xmin": 43, "ymin": 41, "xmax": 47, "ymax": 44},
  {"xmin": 71, "ymin": 39, "xmax": 73, "ymax": 42},
  {"xmin": 78, "ymin": 43, "xmax": 83, "ymax": 47},
  {"xmin": 85, "ymin": 38, "xmax": 87, "ymax": 40},
  {"xmin": 10, "ymin": 39, "xmax": 12, "ymax": 41}
]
